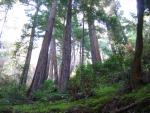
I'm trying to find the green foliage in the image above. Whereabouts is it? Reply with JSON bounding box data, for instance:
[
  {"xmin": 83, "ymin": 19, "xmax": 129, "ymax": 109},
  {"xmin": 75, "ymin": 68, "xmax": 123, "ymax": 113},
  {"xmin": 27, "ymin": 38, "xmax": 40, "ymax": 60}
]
[
  {"xmin": 102, "ymin": 55, "xmax": 123, "ymax": 72},
  {"xmin": 68, "ymin": 65, "xmax": 97, "ymax": 99},
  {"xmin": 0, "ymin": 50, "xmax": 8, "ymax": 57},
  {"xmin": 1, "ymin": 77, "xmax": 149, "ymax": 113},
  {"xmin": 144, "ymin": 0, "xmax": 150, "ymax": 11},
  {"xmin": 0, "ymin": 0, "xmax": 16, "ymax": 7},
  {"xmin": 9, "ymin": 82, "xmax": 119, "ymax": 113},
  {"xmin": 13, "ymin": 101, "xmax": 73, "ymax": 113},
  {"xmin": 95, "ymin": 84, "xmax": 120, "ymax": 97},
  {"xmin": 68, "ymin": 54, "xmax": 131, "ymax": 99},
  {"xmin": 142, "ymin": 37, "xmax": 150, "ymax": 71},
  {"xmin": 0, "ymin": 81, "xmax": 26, "ymax": 104},
  {"xmin": 94, "ymin": 55, "xmax": 130, "ymax": 76},
  {"xmin": 9, "ymin": 82, "xmax": 120, "ymax": 113},
  {"xmin": 32, "ymin": 80, "xmax": 68, "ymax": 101},
  {"xmin": 122, "ymin": 84, "xmax": 150, "ymax": 102}
]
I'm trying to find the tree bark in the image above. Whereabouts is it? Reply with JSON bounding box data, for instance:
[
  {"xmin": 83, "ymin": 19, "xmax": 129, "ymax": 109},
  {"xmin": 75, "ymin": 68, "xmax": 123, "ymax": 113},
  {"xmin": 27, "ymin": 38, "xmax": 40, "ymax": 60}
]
[
  {"xmin": 80, "ymin": 12, "xmax": 85, "ymax": 65},
  {"xmin": 46, "ymin": 37, "xmax": 58, "ymax": 83},
  {"xmin": 27, "ymin": 0, "xmax": 57, "ymax": 96},
  {"xmin": 20, "ymin": 2, "xmax": 40, "ymax": 86},
  {"xmin": 88, "ymin": 21, "xmax": 101, "ymax": 64},
  {"xmin": 53, "ymin": 38, "xmax": 58, "ymax": 85},
  {"xmin": 131, "ymin": 0, "xmax": 144, "ymax": 89},
  {"xmin": 49, "ymin": 56, "xmax": 54, "ymax": 80},
  {"xmin": 45, "ymin": 37, "xmax": 55, "ymax": 80},
  {"xmin": 58, "ymin": 0, "xmax": 72, "ymax": 92},
  {"xmin": 70, "ymin": 42, "xmax": 76, "ymax": 74}
]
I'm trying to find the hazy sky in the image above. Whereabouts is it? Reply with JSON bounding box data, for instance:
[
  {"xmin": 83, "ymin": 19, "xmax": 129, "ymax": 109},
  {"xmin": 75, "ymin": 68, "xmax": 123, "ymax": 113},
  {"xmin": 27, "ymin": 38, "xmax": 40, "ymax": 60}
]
[
  {"xmin": 120, "ymin": 0, "xmax": 137, "ymax": 18},
  {"xmin": 0, "ymin": 2, "xmax": 27, "ymax": 43}
]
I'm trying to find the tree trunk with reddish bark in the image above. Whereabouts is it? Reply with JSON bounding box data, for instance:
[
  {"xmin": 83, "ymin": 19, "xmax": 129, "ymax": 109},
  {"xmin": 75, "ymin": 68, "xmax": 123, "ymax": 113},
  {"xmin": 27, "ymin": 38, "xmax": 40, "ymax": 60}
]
[
  {"xmin": 27, "ymin": 0, "xmax": 57, "ymax": 96},
  {"xmin": 131, "ymin": 0, "xmax": 144, "ymax": 89},
  {"xmin": 46, "ymin": 37, "xmax": 58, "ymax": 83},
  {"xmin": 45, "ymin": 37, "xmax": 55, "ymax": 80},
  {"xmin": 20, "ymin": 2, "xmax": 41, "ymax": 86},
  {"xmin": 80, "ymin": 12, "xmax": 85, "ymax": 65},
  {"xmin": 58, "ymin": 0, "xmax": 72, "ymax": 92},
  {"xmin": 53, "ymin": 38, "xmax": 58, "ymax": 85},
  {"xmin": 88, "ymin": 21, "xmax": 101, "ymax": 64}
]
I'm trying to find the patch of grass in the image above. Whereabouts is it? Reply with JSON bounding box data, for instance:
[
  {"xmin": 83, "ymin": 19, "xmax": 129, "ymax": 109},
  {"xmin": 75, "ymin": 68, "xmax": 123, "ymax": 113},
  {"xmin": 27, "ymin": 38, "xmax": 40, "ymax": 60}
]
[
  {"xmin": 12, "ymin": 97, "xmax": 110, "ymax": 113},
  {"xmin": 5, "ymin": 82, "xmax": 150, "ymax": 113},
  {"xmin": 122, "ymin": 84, "xmax": 150, "ymax": 102},
  {"xmin": 95, "ymin": 83, "xmax": 120, "ymax": 97},
  {"xmin": 1, "ymin": 82, "xmax": 119, "ymax": 113},
  {"xmin": 13, "ymin": 101, "xmax": 74, "ymax": 113},
  {"xmin": 11, "ymin": 84, "xmax": 120, "ymax": 113},
  {"xmin": 0, "ymin": 104, "xmax": 12, "ymax": 112}
]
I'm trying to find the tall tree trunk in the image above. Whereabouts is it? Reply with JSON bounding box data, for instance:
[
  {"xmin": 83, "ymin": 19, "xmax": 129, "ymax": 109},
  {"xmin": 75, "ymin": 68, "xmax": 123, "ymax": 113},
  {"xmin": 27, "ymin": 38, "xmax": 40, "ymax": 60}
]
[
  {"xmin": 70, "ymin": 42, "xmax": 75, "ymax": 74},
  {"xmin": 53, "ymin": 38, "xmax": 58, "ymax": 85},
  {"xmin": 88, "ymin": 21, "xmax": 101, "ymax": 64},
  {"xmin": 58, "ymin": 0, "xmax": 72, "ymax": 92},
  {"xmin": 80, "ymin": 12, "xmax": 85, "ymax": 65},
  {"xmin": 131, "ymin": 0, "xmax": 144, "ymax": 89},
  {"xmin": 45, "ymin": 37, "xmax": 55, "ymax": 80},
  {"xmin": 20, "ymin": 2, "xmax": 40, "ymax": 86},
  {"xmin": 27, "ymin": 0, "xmax": 57, "ymax": 96},
  {"xmin": 49, "ymin": 58, "xmax": 54, "ymax": 80},
  {"xmin": 57, "ymin": 13, "xmax": 66, "ymax": 84},
  {"xmin": 46, "ymin": 37, "xmax": 58, "ymax": 83},
  {"xmin": 79, "ymin": 39, "xmax": 82, "ymax": 65}
]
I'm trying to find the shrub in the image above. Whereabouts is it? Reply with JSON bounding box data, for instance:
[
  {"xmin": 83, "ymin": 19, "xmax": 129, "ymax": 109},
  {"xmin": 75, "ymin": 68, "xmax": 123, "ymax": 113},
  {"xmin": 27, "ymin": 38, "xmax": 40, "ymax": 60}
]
[
  {"xmin": 68, "ymin": 65, "xmax": 97, "ymax": 99},
  {"xmin": 32, "ymin": 80, "xmax": 68, "ymax": 101},
  {"xmin": 0, "ymin": 81, "xmax": 26, "ymax": 104},
  {"xmin": 94, "ymin": 55, "xmax": 131, "ymax": 76},
  {"xmin": 142, "ymin": 38, "xmax": 150, "ymax": 71}
]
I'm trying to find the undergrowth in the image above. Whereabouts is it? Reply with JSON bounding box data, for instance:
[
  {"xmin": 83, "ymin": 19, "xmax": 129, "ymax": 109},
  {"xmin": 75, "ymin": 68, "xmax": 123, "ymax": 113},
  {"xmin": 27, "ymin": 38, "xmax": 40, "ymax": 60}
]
[{"xmin": 0, "ymin": 55, "xmax": 149, "ymax": 113}]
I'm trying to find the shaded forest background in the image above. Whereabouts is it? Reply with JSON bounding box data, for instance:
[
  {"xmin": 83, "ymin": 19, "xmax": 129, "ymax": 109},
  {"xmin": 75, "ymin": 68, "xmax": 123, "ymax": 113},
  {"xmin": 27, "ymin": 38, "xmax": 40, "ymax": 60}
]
[{"xmin": 0, "ymin": 0, "xmax": 150, "ymax": 113}]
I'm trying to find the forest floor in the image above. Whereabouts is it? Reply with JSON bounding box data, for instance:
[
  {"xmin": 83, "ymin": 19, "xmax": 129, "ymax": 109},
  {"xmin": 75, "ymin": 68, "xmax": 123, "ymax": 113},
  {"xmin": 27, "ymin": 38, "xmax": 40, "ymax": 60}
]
[{"xmin": 0, "ymin": 76, "xmax": 150, "ymax": 113}]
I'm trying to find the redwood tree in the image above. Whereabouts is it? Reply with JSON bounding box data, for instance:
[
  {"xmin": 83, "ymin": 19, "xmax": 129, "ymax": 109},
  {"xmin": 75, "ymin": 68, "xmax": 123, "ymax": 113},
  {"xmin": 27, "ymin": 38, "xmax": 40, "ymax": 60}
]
[
  {"xmin": 86, "ymin": 1, "xmax": 102, "ymax": 64},
  {"xmin": 46, "ymin": 37, "xmax": 58, "ymax": 83},
  {"xmin": 88, "ymin": 21, "xmax": 102, "ymax": 64},
  {"xmin": 59, "ymin": 0, "xmax": 72, "ymax": 92},
  {"xmin": 131, "ymin": 0, "xmax": 144, "ymax": 89},
  {"xmin": 20, "ymin": 2, "xmax": 41, "ymax": 86},
  {"xmin": 27, "ymin": 0, "xmax": 57, "ymax": 96}
]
